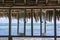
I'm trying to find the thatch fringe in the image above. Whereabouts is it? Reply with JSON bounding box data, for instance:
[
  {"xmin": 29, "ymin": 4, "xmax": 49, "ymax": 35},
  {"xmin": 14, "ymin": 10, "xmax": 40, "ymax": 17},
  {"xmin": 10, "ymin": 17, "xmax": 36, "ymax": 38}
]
[
  {"xmin": 56, "ymin": 10, "xmax": 60, "ymax": 21},
  {"xmin": 0, "ymin": 9, "xmax": 60, "ymax": 22},
  {"xmin": 46, "ymin": 10, "xmax": 53, "ymax": 21}
]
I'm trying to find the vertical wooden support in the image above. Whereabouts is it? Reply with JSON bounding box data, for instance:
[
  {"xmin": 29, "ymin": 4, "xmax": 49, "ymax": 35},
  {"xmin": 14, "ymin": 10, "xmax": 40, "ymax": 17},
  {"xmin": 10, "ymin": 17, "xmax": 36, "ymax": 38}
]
[
  {"xmin": 17, "ymin": 9, "xmax": 19, "ymax": 35},
  {"xmin": 2, "ymin": 0, "xmax": 4, "ymax": 4},
  {"xmin": 31, "ymin": 9, "xmax": 33, "ymax": 36},
  {"xmin": 44, "ymin": 12, "xmax": 46, "ymax": 36},
  {"xmin": 57, "ymin": 0, "xmax": 59, "ymax": 4},
  {"xmin": 24, "ymin": 0, "xmax": 26, "ymax": 5},
  {"xmin": 46, "ymin": 0, "xmax": 48, "ymax": 4},
  {"xmin": 36, "ymin": 0, "xmax": 38, "ymax": 5},
  {"xmin": 54, "ymin": 9, "xmax": 56, "ymax": 40},
  {"xmin": 24, "ymin": 9, "xmax": 26, "ymax": 36},
  {"xmin": 13, "ymin": 0, "xmax": 15, "ymax": 4},
  {"xmin": 40, "ymin": 9, "xmax": 42, "ymax": 36},
  {"xmin": 58, "ymin": 0, "xmax": 60, "ymax": 4},
  {"xmin": 9, "ymin": 8, "xmax": 12, "ymax": 40}
]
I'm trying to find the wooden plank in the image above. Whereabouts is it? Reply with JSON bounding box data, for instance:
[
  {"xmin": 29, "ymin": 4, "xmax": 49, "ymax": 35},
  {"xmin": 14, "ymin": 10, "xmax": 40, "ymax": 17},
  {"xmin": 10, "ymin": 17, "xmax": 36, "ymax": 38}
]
[{"xmin": 0, "ymin": 6, "xmax": 60, "ymax": 9}]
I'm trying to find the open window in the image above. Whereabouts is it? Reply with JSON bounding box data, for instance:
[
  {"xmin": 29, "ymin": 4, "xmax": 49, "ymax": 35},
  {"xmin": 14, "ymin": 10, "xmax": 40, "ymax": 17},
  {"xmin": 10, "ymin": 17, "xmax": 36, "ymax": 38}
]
[
  {"xmin": 0, "ymin": 8, "xmax": 58, "ymax": 40},
  {"xmin": 45, "ymin": 9, "xmax": 54, "ymax": 36},
  {"xmin": 11, "ymin": 9, "xmax": 25, "ymax": 36},
  {"xmin": 33, "ymin": 9, "xmax": 40, "ymax": 36},
  {"xmin": 18, "ymin": 9, "xmax": 25, "ymax": 36},
  {"xmin": 25, "ymin": 9, "xmax": 31, "ymax": 36}
]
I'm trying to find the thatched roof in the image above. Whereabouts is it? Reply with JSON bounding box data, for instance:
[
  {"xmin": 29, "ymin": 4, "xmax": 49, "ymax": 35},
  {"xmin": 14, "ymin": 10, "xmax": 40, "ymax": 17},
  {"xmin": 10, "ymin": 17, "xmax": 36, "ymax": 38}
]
[{"xmin": 0, "ymin": 9, "xmax": 60, "ymax": 22}]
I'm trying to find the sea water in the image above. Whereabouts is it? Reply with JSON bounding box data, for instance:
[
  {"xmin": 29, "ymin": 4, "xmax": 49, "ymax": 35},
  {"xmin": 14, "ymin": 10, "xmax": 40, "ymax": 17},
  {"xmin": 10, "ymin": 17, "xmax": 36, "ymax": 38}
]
[{"xmin": 0, "ymin": 23, "xmax": 60, "ymax": 36}]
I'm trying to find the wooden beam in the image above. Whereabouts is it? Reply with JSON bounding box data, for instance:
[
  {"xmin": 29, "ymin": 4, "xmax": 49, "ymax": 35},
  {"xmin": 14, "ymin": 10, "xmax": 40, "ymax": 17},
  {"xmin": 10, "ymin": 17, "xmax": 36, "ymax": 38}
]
[{"xmin": 0, "ymin": 6, "xmax": 60, "ymax": 9}]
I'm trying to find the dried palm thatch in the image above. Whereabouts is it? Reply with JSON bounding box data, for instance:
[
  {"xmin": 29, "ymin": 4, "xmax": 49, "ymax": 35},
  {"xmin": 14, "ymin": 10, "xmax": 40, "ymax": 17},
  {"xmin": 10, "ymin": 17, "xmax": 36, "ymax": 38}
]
[
  {"xmin": 46, "ymin": 9, "xmax": 60, "ymax": 21},
  {"xmin": 56, "ymin": 10, "xmax": 60, "ymax": 21},
  {"xmin": 0, "ymin": 9, "xmax": 9, "ymax": 17},
  {"xmin": 0, "ymin": 9, "xmax": 60, "ymax": 22},
  {"xmin": 33, "ymin": 9, "xmax": 41, "ymax": 22},
  {"xmin": 46, "ymin": 10, "xmax": 53, "ymax": 21},
  {"xmin": 26, "ymin": 9, "xmax": 31, "ymax": 19}
]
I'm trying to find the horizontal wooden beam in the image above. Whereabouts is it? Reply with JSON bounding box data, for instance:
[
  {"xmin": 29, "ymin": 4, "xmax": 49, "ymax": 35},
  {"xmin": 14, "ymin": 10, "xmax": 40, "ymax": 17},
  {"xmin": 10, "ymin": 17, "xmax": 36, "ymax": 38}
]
[
  {"xmin": 0, "ymin": 6, "xmax": 60, "ymax": 9},
  {"xmin": 0, "ymin": 36, "xmax": 60, "ymax": 38}
]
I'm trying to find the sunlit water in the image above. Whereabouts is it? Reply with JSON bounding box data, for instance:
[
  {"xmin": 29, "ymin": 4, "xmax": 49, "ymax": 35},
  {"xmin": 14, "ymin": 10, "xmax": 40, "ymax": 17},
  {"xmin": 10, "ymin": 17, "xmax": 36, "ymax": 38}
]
[{"xmin": 0, "ymin": 23, "xmax": 60, "ymax": 36}]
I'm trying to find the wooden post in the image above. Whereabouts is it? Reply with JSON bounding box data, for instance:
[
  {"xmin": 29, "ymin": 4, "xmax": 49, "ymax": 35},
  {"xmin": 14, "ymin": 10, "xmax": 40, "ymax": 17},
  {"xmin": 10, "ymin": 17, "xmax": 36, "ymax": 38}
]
[
  {"xmin": 24, "ymin": 9, "xmax": 26, "ymax": 36},
  {"xmin": 58, "ymin": 0, "xmax": 60, "ymax": 4},
  {"xmin": 9, "ymin": 8, "xmax": 12, "ymax": 40},
  {"xmin": 17, "ymin": 9, "xmax": 19, "ymax": 35},
  {"xmin": 46, "ymin": 0, "xmax": 48, "ymax": 5},
  {"xmin": 44, "ymin": 13, "xmax": 46, "ymax": 36},
  {"xmin": 36, "ymin": 0, "xmax": 38, "ymax": 5},
  {"xmin": 13, "ymin": 0, "xmax": 15, "ymax": 4},
  {"xmin": 54, "ymin": 9, "xmax": 56, "ymax": 40},
  {"xmin": 31, "ymin": 9, "xmax": 33, "ymax": 36},
  {"xmin": 40, "ymin": 9, "xmax": 42, "ymax": 36},
  {"xmin": 2, "ymin": 0, "xmax": 4, "ymax": 4},
  {"xmin": 24, "ymin": 0, "xmax": 26, "ymax": 5}
]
